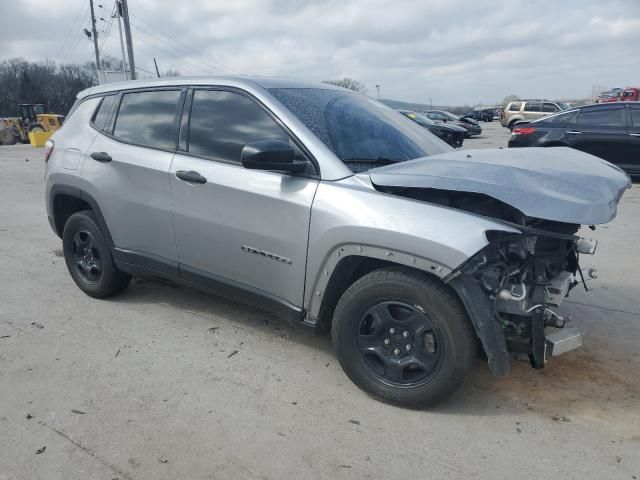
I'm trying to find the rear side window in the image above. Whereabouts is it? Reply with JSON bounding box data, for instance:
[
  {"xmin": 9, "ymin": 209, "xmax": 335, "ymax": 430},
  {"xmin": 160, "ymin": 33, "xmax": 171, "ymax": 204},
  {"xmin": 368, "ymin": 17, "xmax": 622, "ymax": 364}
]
[
  {"xmin": 543, "ymin": 102, "xmax": 559, "ymax": 113},
  {"xmin": 524, "ymin": 101, "xmax": 541, "ymax": 112},
  {"xmin": 91, "ymin": 95, "xmax": 118, "ymax": 131},
  {"xmin": 537, "ymin": 110, "xmax": 578, "ymax": 125},
  {"xmin": 187, "ymin": 90, "xmax": 288, "ymax": 163},
  {"xmin": 113, "ymin": 90, "xmax": 181, "ymax": 149},
  {"xmin": 508, "ymin": 102, "xmax": 521, "ymax": 112},
  {"xmin": 578, "ymin": 108, "xmax": 625, "ymax": 127}
]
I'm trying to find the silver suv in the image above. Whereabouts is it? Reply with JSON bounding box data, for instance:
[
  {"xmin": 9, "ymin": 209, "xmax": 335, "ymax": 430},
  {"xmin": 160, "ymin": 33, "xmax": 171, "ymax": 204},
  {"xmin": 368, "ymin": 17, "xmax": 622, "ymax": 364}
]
[
  {"xmin": 45, "ymin": 77, "xmax": 630, "ymax": 407},
  {"xmin": 502, "ymin": 99, "xmax": 569, "ymax": 129}
]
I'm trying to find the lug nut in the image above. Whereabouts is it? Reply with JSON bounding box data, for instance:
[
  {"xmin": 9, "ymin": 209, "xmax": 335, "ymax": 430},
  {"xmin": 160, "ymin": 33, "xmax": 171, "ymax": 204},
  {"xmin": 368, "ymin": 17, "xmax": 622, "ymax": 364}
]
[
  {"xmin": 402, "ymin": 331, "xmax": 409, "ymax": 338},
  {"xmin": 384, "ymin": 338, "xmax": 390, "ymax": 345},
  {"xmin": 405, "ymin": 344, "xmax": 413, "ymax": 351},
  {"xmin": 393, "ymin": 348, "xmax": 400, "ymax": 356},
  {"xmin": 389, "ymin": 328, "xmax": 396, "ymax": 334}
]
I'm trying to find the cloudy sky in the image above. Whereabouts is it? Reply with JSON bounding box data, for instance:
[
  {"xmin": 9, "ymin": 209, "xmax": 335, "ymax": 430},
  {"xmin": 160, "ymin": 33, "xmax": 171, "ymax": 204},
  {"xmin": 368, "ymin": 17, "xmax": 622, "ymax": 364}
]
[{"xmin": 3, "ymin": 0, "xmax": 640, "ymax": 105}]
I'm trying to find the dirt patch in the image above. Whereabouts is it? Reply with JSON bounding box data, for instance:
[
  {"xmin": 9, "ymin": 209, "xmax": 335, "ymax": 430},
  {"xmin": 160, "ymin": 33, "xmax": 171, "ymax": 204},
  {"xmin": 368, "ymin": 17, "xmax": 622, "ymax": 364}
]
[{"xmin": 471, "ymin": 344, "xmax": 640, "ymax": 438}]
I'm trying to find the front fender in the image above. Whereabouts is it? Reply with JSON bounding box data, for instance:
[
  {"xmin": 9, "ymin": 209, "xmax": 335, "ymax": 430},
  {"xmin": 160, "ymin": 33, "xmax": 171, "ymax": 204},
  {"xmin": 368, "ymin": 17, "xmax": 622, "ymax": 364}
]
[{"xmin": 304, "ymin": 177, "xmax": 520, "ymax": 319}]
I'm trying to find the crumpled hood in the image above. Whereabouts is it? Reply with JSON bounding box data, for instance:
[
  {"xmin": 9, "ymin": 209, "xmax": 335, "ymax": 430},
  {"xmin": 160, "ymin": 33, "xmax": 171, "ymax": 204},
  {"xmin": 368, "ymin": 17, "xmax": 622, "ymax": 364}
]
[{"xmin": 369, "ymin": 147, "xmax": 631, "ymax": 224}]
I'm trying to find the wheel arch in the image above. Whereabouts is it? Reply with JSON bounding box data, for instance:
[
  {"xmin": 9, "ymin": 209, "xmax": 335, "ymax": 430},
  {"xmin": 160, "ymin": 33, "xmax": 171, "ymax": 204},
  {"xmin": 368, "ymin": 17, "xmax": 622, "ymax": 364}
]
[
  {"xmin": 50, "ymin": 185, "xmax": 114, "ymax": 247},
  {"xmin": 307, "ymin": 245, "xmax": 454, "ymax": 332},
  {"xmin": 508, "ymin": 117, "xmax": 523, "ymax": 128}
]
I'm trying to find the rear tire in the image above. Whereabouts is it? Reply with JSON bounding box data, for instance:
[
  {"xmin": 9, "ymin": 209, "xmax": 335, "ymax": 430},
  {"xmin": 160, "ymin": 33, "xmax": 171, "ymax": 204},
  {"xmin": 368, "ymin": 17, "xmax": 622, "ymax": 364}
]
[
  {"xmin": 62, "ymin": 211, "xmax": 130, "ymax": 298},
  {"xmin": 331, "ymin": 268, "xmax": 477, "ymax": 408}
]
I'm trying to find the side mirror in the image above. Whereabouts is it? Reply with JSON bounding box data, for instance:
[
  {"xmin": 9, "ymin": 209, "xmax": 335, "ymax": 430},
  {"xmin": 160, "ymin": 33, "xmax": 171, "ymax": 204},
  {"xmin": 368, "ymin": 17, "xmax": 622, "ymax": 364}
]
[{"xmin": 241, "ymin": 139, "xmax": 309, "ymax": 173}]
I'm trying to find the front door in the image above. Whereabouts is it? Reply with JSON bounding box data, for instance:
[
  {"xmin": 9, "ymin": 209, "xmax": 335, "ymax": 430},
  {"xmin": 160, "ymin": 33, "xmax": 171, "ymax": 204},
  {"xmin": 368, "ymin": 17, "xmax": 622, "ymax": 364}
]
[
  {"xmin": 565, "ymin": 105, "xmax": 627, "ymax": 166},
  {"xmin": 169, "ymin": 89, "xmax": 318, "ymax": 313}
]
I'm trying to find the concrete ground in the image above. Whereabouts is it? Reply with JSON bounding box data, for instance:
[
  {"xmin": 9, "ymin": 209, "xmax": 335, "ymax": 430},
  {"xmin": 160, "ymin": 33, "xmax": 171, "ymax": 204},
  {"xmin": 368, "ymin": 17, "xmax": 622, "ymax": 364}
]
[{"xmin": 1, "ymin": 129, "xmax": 639, "ymax": 479}]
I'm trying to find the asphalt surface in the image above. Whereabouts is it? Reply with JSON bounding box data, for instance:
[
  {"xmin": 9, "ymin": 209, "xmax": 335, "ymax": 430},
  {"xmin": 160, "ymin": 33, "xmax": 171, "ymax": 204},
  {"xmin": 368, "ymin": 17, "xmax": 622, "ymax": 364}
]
[{"xmin": 1, "ymin": 126, "xmax": 639, "ymax": 479}]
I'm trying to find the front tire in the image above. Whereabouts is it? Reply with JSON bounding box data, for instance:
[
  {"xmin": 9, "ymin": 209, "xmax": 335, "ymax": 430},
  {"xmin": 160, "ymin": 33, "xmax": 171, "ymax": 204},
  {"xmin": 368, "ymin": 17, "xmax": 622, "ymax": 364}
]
[
  {"xmin": 62, "ymin": 211, "xmax": 130, "ymax": 298},
  {"xmin": 0, "ymin": 128, "xmax": 17, "ymax": 145},
  {"xmin": 332, "ymin": 268, "xmax": 476, "ymax": 408}
]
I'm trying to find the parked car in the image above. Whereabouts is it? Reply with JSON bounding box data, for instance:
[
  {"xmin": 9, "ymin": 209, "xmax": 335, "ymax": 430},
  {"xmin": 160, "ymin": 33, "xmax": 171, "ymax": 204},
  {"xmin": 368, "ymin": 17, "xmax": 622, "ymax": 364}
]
[
  {"xmin": 508, "ymin": 102, "xmax": 640, "ymax": 175},
  {"xmin": 621, "ymin": 88, "xmax": 640, "ymax": 102},
  {"xmin": 466, "ymin": 108, "xmax": 494, "ymax": 122},
  {"xmin": 45, "ymin": 77, "xmax": 630, "ymax": 407},
  {"xmin": 598, "ymin": 88, "xmax": 639, "ymax": 103},
  {"xmin": 398, "ymin": 109, "xmax": 465, "ymax": 147},
  {"xmin": 423, "ymin": 110, "xmax": 482, "ymax": 136},
  {"xmin": 501, "ymin": 100, "xmax": 569, "ymax": 129}
]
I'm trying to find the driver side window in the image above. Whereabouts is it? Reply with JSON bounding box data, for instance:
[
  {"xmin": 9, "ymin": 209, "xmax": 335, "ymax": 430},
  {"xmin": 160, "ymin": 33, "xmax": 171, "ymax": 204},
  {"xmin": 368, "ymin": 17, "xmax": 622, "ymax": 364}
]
[{"xmin": 187, "ymin": 90, "xmax": 290, "ymax": 164}]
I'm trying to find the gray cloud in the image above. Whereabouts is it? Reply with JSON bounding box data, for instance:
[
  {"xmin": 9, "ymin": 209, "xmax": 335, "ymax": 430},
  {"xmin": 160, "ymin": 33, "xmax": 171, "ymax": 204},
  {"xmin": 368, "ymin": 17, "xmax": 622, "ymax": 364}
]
[{"xmin": 2, "ymin": 0, "xmax": 639, "ymax": 104}]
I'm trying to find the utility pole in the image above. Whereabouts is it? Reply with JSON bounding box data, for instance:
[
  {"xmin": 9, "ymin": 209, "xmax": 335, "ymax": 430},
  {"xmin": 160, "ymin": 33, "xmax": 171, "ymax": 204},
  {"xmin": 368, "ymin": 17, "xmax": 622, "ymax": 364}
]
[
  {"xmin": 375, "ymin": 84, "xmax": 380, "ymax": 99},
  {"xmin": 89, "ymin": 0, "xmax": 101, "ymax": 69},
  {"xmin": 153, "ymin": 57, "xmax": 160, "ymax": 77},
  {"xmin": 120, "ymin": 0, "xmax": 136, "ymax": 80},
  {"xmin": 116, "ymin": 1, "xmax": 128, "ymax": 80}
]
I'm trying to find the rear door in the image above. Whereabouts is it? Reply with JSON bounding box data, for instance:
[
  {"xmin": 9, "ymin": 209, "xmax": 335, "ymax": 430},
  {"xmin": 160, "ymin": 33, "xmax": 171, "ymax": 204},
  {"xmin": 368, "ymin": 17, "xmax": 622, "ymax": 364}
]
[
  {"xmin": 523, "ymin": 101, "xmax": 542, "ymax": 121},
  {"xmin": 169, "ymin": 88, "xmax": 319, "ymax": 313},
  {"xmin": 81, "ymin": 88, "xmax": 184, "ymax": 273},
  {"xmin": 565, "ymin": 105, "xmax": 627, "ymax": 166},
  {"xmin": 626, "ymin": 104, "xmax": 640, "ymax": 174}
]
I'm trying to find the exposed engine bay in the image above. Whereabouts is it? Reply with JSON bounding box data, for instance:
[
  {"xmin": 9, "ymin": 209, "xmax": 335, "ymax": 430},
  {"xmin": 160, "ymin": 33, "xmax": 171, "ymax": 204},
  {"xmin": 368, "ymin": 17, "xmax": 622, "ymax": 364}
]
[{"xmin": 378, "ymin": 186, "xmax": 599, "ymax": 375}]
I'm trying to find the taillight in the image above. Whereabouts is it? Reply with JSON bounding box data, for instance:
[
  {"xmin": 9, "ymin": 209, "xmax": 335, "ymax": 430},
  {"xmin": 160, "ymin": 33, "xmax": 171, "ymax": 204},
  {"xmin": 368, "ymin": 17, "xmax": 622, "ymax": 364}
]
[
  {"xmin": 44, "ymin": 139, "xmax": 54, "ymax": 162},
  {"xmin": 512, "ymin": 127, "xmax": 536, "ymax": 135}
]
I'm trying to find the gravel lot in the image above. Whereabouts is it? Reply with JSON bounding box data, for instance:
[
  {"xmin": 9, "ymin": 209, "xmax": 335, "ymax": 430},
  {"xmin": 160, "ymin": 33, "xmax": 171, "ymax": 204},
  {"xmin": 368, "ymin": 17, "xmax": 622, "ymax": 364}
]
[{"xmin": 1, "ymin": 128, "xmax": 639, "ymax": 479}]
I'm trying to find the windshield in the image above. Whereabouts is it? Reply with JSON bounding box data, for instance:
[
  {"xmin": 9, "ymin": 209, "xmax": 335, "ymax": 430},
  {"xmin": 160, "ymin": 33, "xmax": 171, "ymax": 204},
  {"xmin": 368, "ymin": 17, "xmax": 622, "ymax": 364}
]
[
  {"xmin": 269, "ymin": 88, "xmax": 451, "ymax": 172},
  {"xmin": 557, "ymin": 102, "xmax": 570, "ymax": 110},
  {"xmin": 401, "ymin": 111, "xmax": 436, "ymax": 126},
  {"xmin": 442, "ymin": 111, "xmax": 460, "ymax": 121}
]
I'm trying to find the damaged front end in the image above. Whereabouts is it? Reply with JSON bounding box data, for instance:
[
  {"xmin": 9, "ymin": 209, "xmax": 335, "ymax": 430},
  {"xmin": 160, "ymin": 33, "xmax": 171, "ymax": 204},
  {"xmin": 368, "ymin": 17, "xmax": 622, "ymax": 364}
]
[
  {"xmin": 367, "ymin": 147, "xmax": 632, "ymax": 375},
  {"xmin": 447, "ymin": 224, "xmax": 595, "ymax": 375}
]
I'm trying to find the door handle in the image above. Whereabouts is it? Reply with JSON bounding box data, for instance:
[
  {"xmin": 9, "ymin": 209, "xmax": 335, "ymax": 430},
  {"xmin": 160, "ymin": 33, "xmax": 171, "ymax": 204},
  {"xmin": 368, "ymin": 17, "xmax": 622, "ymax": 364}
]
[
  {"xmin": 90, "ymin": 151, "xmax": 112, "ymax": 162},
  {"xmin": 565, "ymin": 131, "xmax": 583, "ymax": 135},
  {"xmin": 176, "ymin": 170, "xmax": 207, "ymax": 184},
  {"xmin": 630, "ymin": 133, "xmax": 640, "ymax": 137}
]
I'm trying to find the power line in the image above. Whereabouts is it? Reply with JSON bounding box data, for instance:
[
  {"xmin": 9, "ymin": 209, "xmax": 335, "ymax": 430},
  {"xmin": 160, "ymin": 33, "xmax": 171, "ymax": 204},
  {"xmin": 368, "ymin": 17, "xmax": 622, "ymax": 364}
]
[
  {"xmin": 132, "ymin": 23, "xmax": 223, "ymax": 73},
  {"xmin": 99, "ymin": 1, "xmax": 117, "ymax": 52},
  {"xmin": 130, "ymin": 13, "xmax": 236, "ymax": 73},
  {"xmin": 56, "ymin": 2, "xmax": 90, "ymax": 63},
  {"xmin": 131, "ymin": 31, "xmax": 213, "ymax": 75}
]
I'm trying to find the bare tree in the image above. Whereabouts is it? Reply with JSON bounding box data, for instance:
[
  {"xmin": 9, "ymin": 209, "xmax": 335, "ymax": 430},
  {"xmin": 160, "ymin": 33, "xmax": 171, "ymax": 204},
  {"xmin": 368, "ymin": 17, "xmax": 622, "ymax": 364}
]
[
  {"xmin": 501, "ymin": 94, "xmax": 520, "ymax": 105},
  {"xmin": 0, "ymin": 57, "xmax": 96, "ymax": 116},
  {"xmin": 322, "ymin": 77, "xmax": 367, "ymax": 93}
]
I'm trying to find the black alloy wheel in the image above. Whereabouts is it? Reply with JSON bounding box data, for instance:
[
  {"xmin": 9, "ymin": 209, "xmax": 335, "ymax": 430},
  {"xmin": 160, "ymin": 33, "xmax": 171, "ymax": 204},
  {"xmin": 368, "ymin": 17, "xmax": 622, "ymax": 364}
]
[
  {"xmin": 70, "ymin": 229, "xmax": 102, "ymax": 284},
  {"xmin": 357, "ymin": 301, "xmax": 443, "ymax": 387},
  {"xmin": 331, "ymin": 268, "xmax": 477, "ymax": 407},
  {"xmin": 62, "ymin": 210, "xmax": 131, "ymax": 298}
]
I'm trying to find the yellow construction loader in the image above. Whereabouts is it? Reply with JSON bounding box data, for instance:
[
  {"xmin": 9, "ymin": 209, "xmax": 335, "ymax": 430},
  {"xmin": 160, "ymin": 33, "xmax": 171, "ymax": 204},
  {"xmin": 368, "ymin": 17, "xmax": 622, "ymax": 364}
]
[{"xmin": 0, "ymin": 104, "xmax": 65, "ymax": 145}]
